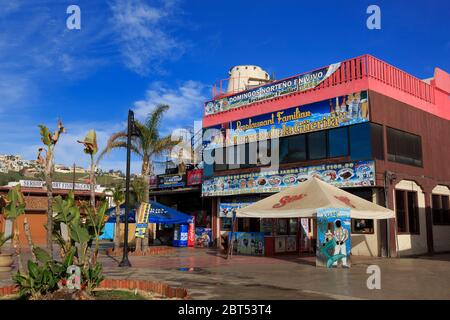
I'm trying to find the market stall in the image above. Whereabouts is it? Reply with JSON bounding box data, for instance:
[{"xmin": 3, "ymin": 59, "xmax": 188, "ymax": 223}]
[
  {"xmin": 105, "ymin": 201, "xmax": 193, "ymax": 247},
  {"xmin": 232, "ymin": 177, "xmax": 395, "ymax": 267}
]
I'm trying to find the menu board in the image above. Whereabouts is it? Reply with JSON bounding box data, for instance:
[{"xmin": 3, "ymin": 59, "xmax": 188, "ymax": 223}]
[{"xmin": 202, "ymin": 160, "xmax": 375, "ymax": 197}]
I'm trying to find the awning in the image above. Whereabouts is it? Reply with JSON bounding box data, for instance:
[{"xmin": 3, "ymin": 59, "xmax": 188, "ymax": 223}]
[
  {"xmin": 237, "ymin": 177, "xmax": 395, "ymax": 219},
  {"xmin": 146, "ymin": 201, "xmax": 193, "ymax": 224},
  {"xmin": 106, "ymin": 201, "xmax": 192, "ymax": 224}
]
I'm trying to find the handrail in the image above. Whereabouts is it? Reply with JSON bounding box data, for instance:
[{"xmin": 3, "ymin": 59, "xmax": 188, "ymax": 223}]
[{"xmin": 206, "ymin": 54, "xmax": 435, "ymax": 116}]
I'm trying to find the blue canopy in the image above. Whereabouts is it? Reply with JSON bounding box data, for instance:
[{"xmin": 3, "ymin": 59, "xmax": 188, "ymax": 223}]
[
  {"xmin": 146, "ymin": 201, "xmax": 193, "ymax": 224},
  {"xmin": 105, "ymin": 205, "xmax": 136, "ymax": 223},
  {"xmin": 106, "ymin": 201, "xmax": 192, "ymax": 224}
]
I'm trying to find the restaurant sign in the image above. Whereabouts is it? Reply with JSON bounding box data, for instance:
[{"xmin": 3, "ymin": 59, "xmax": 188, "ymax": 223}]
[
  {"xmin": 204, "ymin": 62, "xmax": 341, "ymax": 116},
  {"xmin": 157, "ymin": 174, "xmax": 186, "ymax": 188},
  {"xmin": 202, "ymin": 160, "xmax": 375, "ymax": 197},
  {"xmin": 207, "ymin": 90, "xmax": 369, "ymax": 147}
]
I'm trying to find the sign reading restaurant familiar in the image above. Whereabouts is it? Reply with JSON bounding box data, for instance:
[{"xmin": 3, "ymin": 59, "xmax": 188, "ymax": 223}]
[
  {"xmin": 206, "ymin": 91, "xmax": 369, "ymax": 147},
  {"xmin": 19, "ymin": 180, "xmax": 99, "ymax": 191},
  {"xmin": 204, "ymin": 62, "xmax": 341, "ymax": 116},
  {"xmin": 202, "ymin": 160, "xmax": 375, "ymax": 197}
]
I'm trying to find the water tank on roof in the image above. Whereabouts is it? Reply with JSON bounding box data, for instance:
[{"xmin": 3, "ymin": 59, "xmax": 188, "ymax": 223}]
[{"xmin": 227, "ymin": 65, "xmax": 270, "ymax": 93}]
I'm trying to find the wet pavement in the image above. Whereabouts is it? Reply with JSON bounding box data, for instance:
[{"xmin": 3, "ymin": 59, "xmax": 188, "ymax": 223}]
[{"xmin": 2, "ymin": 245, "xmax": 450, "ymax": 299}]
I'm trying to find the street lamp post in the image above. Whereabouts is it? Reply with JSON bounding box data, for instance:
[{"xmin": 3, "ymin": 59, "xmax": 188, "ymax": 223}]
[{"xmin": 119, "ymin": 110, "xmax": 138, "ymax": 267}]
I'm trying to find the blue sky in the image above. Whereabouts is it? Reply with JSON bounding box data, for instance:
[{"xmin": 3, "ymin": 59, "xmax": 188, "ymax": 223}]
[{"xmin": 0, "ymin": 0, "xmax": 449, "ymax": 173}]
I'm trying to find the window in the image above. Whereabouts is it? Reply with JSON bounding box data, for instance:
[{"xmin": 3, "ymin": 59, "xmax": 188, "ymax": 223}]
[
  {"xmin": 347, "ymin": 188, "xmax": 375, "ymax": 234},
  {"xmin": 387, "ymin": 127, "xmax": 422, "ymax": 167},
  {"xmin": 307, "ymin": 131, "xmax": 327, "ymax": 160},
  {"xmin": 395, "ymin": 190, "xmax": 420, "ymax": 234},
  {"xmin": 220, "ymin": 218, "xmax": 232, "ymax": 231},
  {"xmin": 213, "ymin": 148, "xmax": 228, "ymax": 171},
  {"xmin": 280, "ymin": 134, "xmax": 307, "ymax": 163},
  {"xmin": 371, "ymin": 123, "xmax": 384, "ymax": 160},
  {"xmin": 328, "ymin": 127, "xmax": 349, "ymax": 158},
  {"xmin": 349, "ymin": 122, "xmax": 372, "ymax": 160},
  {"xmin": 432, "ymin": 194, "xmax": 450, "ymax": 225},
  {"xmin": 352, "ymin": 219, "xmax": 374, "ymax": 234},
  {"xmin": 277, "ymin": 219, "xmax": 288, "ymax": 235},
  {"xmin": 289, "ymin": 218, "xmax": 298, "ymax": 234}
]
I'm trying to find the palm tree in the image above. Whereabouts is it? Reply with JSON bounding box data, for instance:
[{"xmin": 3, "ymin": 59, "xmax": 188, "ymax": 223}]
[
  {"xmin": 99, "ymin": 104, "xmax": 179, "ymax": 251},
  {"xmin": 104, "ymin": 185, "xmax": 125, "ymax": 252}
]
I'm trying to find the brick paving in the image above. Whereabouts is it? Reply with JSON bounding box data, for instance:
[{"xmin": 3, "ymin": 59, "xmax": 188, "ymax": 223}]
[{"xmin": 2, "ymin": 244, "xmax": 450, "ymax": 299}]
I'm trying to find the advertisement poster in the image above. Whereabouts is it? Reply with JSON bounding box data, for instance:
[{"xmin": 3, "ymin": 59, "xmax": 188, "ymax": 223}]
[
  {"xmin": 157, "ymin": 174, "xmax": 186, "ymax": 188},
  {"xmin": 149, "ymin": 175, "xmax": 158, "ymax": 189},
  {"xmin": 202, "ymin": 160, "xmax": 375, "ymax": 197},
  {"xmin": 134, "ymin": 202, "xmax": 151, "ymax": 239},
  {"xmin": 300, "ymin": 218, "xmax": 311, "ymax": 252},
  {"xmin": 207, "ymin": 90, "xmax": 369, "ymax": 147},
  {"xmin": 275, "ymin": 236, "xmax": 286, "ymax": 253},
  {"xmin": 195, "ymin": 227, "xmax": 212, "ymax": 248},
  {"xmin": 230, "ymin": 232, "xmax": 264, "ymax": 256},
  {"xmin": 188, "ymin": 216, "xmax": 195, "ymax": 247},
  {"xmin": 219, "ymin": 202, "xmax": 253, "ymax": 218},
  {"xmin": 286, "ymin": 236, "xmax": 297, "ymax": 252},
  {"xmin": 187, "ymin": 169, "xmax": 203, "ymax": 186},
  {"xmin": 204, "ymin": 62, "xmax": 341, "ymax": 116},
  {"xmin": 316, "ymin": 208, "xmax": 351, "ymax": 268},
  {"xmin": 260, "ymin": 219, "xmax": 273, "ymax": 234}
]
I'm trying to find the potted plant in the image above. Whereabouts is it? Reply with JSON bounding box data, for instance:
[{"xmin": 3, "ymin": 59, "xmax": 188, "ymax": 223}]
[{"xmin": 0, "ymin": 231, "xmax": 13, "ymax": 272}]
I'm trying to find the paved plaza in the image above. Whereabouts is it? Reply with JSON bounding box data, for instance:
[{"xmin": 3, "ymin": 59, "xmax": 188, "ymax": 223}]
[{"xmin": 1, "ymin": 245, "xmax": 449, "ymax": 300}]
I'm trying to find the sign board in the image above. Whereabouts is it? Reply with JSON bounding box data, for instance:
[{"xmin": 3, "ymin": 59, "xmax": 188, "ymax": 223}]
[
  {"xmin": 205, "ymin": 62, "xmax": 341, "ymax": 116},
  {"xmin": 316, "ymin": 208, "xmax": 351, "ymax": 268},
  {"xmin": 219, "ymin": 202, "xmax": 253, "ymax": 218},
  {"xmin": 157, "ymin": 174, "xmax": 186, "ymax": 188},
  {"xmin": 202, "ymin": 160, "xmax": 375, "ymax": 197},
  {"xmin": 186, "ymin": 169, "xmax": 203, "ymax": 186},
  {"xmin": 19, "ymin": 180, "xmax": 100, "ymax": 191},
  {"xmin": 206, "ymin": 91, "xmax": 369, "ymax": 147},
  {"xmin": 134, "ymin": 202, "xmax": 151, "ymax": 239}
]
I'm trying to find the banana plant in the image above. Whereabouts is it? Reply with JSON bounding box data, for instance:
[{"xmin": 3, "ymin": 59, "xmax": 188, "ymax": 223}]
[
  {"xmin": 84, "ymin": 201, "xmax": 108, "ymax": 264},
  {"xmin": 0, "ymin": 232, "xmax": 12, "ymax": 254},
  {"xmin": 37, "ymin": 120, "xmax": 66, "ymax": 256},
  {"xmin": 2, "ymin": 185, "xmax": 26, "ymax": 271}
]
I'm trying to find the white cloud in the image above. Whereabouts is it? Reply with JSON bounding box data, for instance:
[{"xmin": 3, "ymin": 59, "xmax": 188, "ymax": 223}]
[
  {"xmin": 133, "ymin": 80, "xmax": 207, "ymax": 132},
  {"xmin": 110, "ymin": 0, "xmax": 184, "ymax": 75}
]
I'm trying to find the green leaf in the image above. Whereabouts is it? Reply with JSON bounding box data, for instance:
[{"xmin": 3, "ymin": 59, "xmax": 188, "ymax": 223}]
[
  {"xmin": 27, "ymin": 261, "xmax": 41, "ymax": 280},
  {"xmin": 33, "ymin": 247, "xmax": 52, "ymax": 264},
  {"xmin": 38, "ymin": 125, "xmax": 52, "ymax": 146},
  {"xmin": 77, "ymin": 130, "xmax": 98, "ymax": 155},
  {"xmin": 63, "ymin": 246, "xmax": 76, "ymax": 267},
  {"xmin": 69, "ymin": 224, "xmax": 90, "ymax": 244}
]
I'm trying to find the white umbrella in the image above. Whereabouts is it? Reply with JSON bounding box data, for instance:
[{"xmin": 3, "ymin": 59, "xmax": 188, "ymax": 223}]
[{"xmin": 237, "ymin": 177, "xmax": 394, "ymax": 219}]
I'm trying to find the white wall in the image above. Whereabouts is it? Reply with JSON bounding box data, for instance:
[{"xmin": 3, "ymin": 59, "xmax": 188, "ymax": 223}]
[
  {"xmin": 351, "ymin": 189, "xmax": 380, "ymax": 257},
  {"xmin": 394, "ymin": 180, "xmax": 428, "ymax": 256},
  {"xmin": 432, "ymin": 185, "xmax": 450, "ymax": 253}
]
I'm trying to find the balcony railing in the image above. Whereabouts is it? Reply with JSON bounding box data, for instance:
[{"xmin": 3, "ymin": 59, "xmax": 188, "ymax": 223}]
[{"xmin": 206, "ymin": 54, "xmax": 435, "ymax": 115}]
